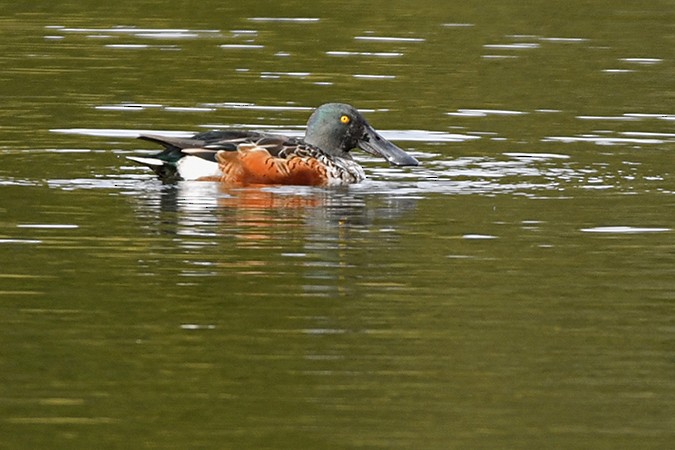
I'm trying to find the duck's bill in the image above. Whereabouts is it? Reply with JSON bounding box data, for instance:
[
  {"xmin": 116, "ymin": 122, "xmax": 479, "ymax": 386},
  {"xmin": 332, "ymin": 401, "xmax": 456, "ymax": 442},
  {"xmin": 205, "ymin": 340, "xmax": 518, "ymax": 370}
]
[{"xmin": 358, "ymin": 125, "xmax": 419, "ymax": 166}]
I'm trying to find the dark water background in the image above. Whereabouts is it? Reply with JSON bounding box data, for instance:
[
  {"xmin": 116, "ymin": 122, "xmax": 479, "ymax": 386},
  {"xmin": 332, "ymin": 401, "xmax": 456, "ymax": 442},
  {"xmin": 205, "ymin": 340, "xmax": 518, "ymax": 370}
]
[{"xmin": 1, "ymin": 1, "xmax": 673, "ymax": 448}]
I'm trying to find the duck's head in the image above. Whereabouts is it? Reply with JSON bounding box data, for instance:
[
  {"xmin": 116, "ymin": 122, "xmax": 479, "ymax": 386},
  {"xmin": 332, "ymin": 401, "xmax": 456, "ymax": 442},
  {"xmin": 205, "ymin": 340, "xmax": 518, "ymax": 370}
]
[{"xmin": 304, "ymin": 103, "xmax": 419, "ymax": 166}]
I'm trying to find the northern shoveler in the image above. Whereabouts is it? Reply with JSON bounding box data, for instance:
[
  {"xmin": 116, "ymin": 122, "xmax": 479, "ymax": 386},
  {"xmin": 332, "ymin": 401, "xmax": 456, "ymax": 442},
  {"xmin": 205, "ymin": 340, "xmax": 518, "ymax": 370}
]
[{"xmin": 127, "ymin": 103, "xmax": 419, "ymax": 186}]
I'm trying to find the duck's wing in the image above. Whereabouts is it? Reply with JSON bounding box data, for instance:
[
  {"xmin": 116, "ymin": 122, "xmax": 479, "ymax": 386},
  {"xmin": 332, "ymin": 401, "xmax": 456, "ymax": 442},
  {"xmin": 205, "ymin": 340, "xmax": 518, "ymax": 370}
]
[
  {"xmin": 193, "ymin": 130, "xmax": 303, "ymax": 158},
  {"xmin": 129, "ymin": 131, "xmax": 311, "ymax": 181}
]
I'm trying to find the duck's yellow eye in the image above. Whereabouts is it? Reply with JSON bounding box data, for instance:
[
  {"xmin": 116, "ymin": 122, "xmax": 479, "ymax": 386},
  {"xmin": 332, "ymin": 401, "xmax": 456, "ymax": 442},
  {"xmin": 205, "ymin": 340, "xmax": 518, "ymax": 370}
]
[{"xmin": 340, "ymin": 115, "xmax": 350, "ymax": 124}]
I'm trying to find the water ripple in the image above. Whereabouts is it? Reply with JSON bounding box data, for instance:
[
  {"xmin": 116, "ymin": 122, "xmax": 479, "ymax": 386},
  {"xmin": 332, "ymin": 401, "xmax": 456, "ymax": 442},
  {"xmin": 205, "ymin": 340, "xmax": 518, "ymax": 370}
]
[
  {"xmin": 447, "ymin": 109, "xmax": 528, "ymax": 117},
  {"xmin": 220, "ymin": 44, "xmax": 264, "ymax": 50},
  {"xmin": 354, "ymin": 36, "xmax": 425, "ymax": 43},
  {"xmin": 248, "ymin": 17, "xmax": 320, "ymax": 23},
  {"xmin": 543, "ymin": 135, "xmax": 669, "ymax": 146},
  {"xmin": 48, "ymin": 26, "xmax": 221, "ymax": 37},
  {"xmin": 353, "ymin": 74, "xmax": 396, "ymax": 80},
  {"xmin": 620, "ymin": 58, "xmax": 663, "ymax": 65},
  {"xmin": 326, "ymin": 51, "xmax": 403, "ymax": 58},
  {"xmin": 581, "ymin": 226, "xmax": 671, "ymax": 234},
  {"xmin": 483, "ymin": 43, "xmax": 540, "ymax": 50}
]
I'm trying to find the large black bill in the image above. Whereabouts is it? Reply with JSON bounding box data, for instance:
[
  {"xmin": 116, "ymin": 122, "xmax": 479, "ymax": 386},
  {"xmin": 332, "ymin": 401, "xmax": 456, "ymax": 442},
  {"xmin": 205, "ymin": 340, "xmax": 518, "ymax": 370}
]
[{"xmin": 358, "ymin": 126, "xmax": 420, "ymax": 167}]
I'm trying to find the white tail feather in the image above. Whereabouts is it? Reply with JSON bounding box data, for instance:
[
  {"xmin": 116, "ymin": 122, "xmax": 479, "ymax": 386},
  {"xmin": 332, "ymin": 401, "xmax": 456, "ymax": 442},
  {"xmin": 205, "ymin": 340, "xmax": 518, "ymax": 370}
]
[{"xmin": 126, "ymin": 156, "xmax": 165, "ymax": 167}]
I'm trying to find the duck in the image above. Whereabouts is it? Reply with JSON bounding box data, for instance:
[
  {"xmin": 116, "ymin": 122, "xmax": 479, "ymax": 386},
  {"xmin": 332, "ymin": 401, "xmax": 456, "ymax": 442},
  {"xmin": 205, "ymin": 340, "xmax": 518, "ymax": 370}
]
[{"xmin": 127, "ymin": 103, "xmax": 419, "ymax": 186}]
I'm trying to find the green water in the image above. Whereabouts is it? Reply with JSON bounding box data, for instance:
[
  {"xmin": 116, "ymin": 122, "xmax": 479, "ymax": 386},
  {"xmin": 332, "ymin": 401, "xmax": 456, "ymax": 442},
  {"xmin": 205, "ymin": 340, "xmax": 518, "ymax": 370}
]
[{"xmin": 1, "ymin": 1, "xmax": 673, "ymax": 448}]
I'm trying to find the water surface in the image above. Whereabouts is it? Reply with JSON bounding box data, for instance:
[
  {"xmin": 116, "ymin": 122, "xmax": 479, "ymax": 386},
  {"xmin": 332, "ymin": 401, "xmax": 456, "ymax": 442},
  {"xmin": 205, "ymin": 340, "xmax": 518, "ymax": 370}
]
[{"xmin": 1, "ymin": 1, "xmax": 673, "ymax": 448}]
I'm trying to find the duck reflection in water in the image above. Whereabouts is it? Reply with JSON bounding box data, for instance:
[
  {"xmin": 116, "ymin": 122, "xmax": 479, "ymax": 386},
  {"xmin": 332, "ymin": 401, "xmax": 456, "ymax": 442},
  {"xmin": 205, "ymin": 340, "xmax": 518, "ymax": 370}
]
[
  {"xmin": 130, "ymin": 182, "xmax": 418, "ymax": 292},
  {"xmin": 133, "ymin": 181, "xmax": 419, "ymax": 241}
]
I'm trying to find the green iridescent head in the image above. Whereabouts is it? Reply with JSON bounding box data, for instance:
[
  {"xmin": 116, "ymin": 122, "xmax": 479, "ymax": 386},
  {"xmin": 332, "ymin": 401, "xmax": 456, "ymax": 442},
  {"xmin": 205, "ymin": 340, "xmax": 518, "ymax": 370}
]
[{"xmin": 304, "ymin": 103, "xmax": 419, "ymax": 166}]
